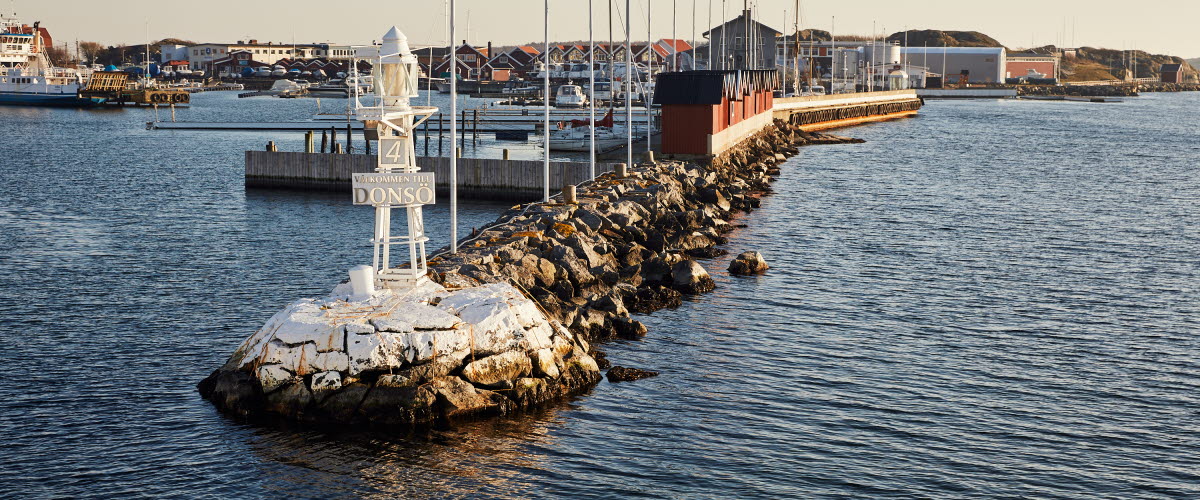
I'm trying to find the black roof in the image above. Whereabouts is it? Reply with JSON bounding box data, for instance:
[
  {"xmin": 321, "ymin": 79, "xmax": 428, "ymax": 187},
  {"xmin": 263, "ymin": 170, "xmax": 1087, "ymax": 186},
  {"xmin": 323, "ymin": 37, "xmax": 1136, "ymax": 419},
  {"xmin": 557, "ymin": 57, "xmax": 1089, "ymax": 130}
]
[
  {"xmin": 1160, "ymin": 63, "xmax": 1183, "ymax": 72},
  {"xmin": 655, "ymin": 70, "xmax": 780, "ymax": 105}
]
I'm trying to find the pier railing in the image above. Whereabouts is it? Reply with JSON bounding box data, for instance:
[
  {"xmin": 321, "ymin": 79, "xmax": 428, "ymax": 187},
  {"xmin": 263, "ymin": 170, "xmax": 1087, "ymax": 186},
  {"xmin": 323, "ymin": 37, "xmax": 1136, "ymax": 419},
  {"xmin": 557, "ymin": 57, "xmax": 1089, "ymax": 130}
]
[{"xmin": 245, "ymin": 151, "xmax": 618, "ymax": 201}]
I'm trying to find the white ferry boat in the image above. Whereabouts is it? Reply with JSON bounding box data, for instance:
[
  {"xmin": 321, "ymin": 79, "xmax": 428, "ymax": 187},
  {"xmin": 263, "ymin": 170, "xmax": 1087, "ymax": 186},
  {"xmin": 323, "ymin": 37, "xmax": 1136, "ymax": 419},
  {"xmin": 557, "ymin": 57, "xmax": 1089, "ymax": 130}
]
[{"xmin": 0, "ymin": 15, "xmax": 103, "ymax": 107}]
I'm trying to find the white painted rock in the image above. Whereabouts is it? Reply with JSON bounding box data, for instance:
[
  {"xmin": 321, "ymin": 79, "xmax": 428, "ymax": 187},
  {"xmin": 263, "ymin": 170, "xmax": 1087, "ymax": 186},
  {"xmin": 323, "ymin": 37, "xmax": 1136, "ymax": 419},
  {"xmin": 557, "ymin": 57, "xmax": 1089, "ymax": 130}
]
[{"xmin": 203, "ymin": 279, "xmax": 602, "ymax": 425}]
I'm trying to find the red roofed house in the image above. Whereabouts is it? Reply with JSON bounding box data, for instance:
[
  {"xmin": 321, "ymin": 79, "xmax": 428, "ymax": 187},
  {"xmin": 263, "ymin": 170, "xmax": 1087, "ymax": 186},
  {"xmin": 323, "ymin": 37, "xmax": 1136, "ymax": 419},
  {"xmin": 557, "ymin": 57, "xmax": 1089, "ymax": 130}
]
[
  {"xmin": 432, "ymin": 43, "xmax": 494, "ymax": 79},
  {"xmin": 655, "ymin": 39, "xmax": 695, "ymax": 71}
]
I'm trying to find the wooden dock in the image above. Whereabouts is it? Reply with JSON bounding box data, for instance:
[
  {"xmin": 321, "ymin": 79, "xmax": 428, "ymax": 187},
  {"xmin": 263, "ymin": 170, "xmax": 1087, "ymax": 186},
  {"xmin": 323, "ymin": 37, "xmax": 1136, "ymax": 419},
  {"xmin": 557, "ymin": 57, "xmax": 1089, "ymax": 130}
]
[{"xmin": 245, "ymin": 151, "xmax": 618, "ymax": 201}]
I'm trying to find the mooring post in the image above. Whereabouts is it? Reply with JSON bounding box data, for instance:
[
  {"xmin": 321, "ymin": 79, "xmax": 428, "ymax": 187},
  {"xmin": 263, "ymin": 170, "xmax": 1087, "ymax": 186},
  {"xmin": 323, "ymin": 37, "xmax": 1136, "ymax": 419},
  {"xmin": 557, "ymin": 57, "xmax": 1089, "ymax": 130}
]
[
  {"xmin": 644, "ymin": 150, "xmax": 655, "ymax": 164},
  {"xmin": 365, "ymin": 138, "xmax": 372, "ymax": 155},
  {"xmin": 473, "ymin": 109, "xmax": 478, "ymax": 145},
  {"xmin": 456, "ymin": 147, "xmax": 462, "ymax": 158},
  {"xmin": 305, "ymin": 130, "xmax": 314, "ymax": 153},
  {"xmin": 438, "ymin": 113, "xmax": 444, "ymax": 156},
  {"xmin": 424, "ymin": 120, "xmax": 430, "ymax": 156},
  {"xmin": 346, "ymin": 123, "xmax": 353, "ymax": 153},
  {"xmin": 331, "ymin": 127, "xmax": 338, "ymax": 153},
  {"xmin": 321, "ymin": 130, "xmax": 328, "ymax": 153},
  {"xmin": 266, "ymin": 141, "xmax": 277, "ymax": 152},
  {"xmin": 564, "ymin": 184, "xmax": 577, "ymax": 204},
  {"xmin": 335, "ymin": 143, "xmax": 344, "ymax": 154},
  {"xmin": 502, "ymin": 148, "xmax": 510, "ymax": 161},
  {"xmin": 460, "ymin": 109, "xmax": 466, "ymax": 149},
  {"xmin": 615, "ymin": 162, "xmax": 627, "ymax": 177}
]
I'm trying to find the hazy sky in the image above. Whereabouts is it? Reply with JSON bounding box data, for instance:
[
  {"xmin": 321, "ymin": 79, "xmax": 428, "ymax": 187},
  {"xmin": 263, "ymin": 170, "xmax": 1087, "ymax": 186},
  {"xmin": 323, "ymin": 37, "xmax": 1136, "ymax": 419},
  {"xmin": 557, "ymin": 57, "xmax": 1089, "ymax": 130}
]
[{"xmin": 26, "ymin": 0, "xmax": 1200, "ymax": 58}]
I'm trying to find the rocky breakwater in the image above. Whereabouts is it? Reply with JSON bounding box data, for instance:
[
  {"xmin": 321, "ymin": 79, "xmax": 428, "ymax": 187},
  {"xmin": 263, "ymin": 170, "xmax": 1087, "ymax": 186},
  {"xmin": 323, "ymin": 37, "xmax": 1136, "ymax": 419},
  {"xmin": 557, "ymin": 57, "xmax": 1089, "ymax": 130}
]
[
  {"xmin": 198, "ymin": 280, "xmax": 601, "ymax": 426},
  {"xmin": 428, "ymin": 120, "xmax": 841, "ymax": 347},
  {"xmin": 1137, "ymin": 82, "xmax": 1200, "ymax": 93},
  {"xmin": 1017, "ymin": 84, "xmax": 1139, "ymax": 97}
]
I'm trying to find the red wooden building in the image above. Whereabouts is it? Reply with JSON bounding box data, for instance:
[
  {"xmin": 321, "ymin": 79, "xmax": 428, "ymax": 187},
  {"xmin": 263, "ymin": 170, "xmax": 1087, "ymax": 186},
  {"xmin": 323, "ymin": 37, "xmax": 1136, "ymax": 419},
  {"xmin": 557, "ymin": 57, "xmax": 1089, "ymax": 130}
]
[
  {"xmin": 1159, "ymin": 63, "xmax": 1184, "ymax": 84},
  {"xmin": 656, "ymin": 70, "xmax": 780, "ymax": 156}
]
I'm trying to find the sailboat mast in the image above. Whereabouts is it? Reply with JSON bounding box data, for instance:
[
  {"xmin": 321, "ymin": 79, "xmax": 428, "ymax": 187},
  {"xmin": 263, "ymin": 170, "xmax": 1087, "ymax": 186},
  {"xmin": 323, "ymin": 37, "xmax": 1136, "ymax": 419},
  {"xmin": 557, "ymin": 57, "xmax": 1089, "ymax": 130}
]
[
  {"xmin": 625, "ymin": 0, "xmax": 632, "ymax": 169},
  {"xmin": 450, "ymin": 0, "xmax": 458, "ymax": 252},
  {"xmin": 589, "ymin": 0, "xmax": 596, "ymax": 180},
  {"xmin": 646, "ymin": 0, "xmax": 652, "ymax": 152},
  {"xmin": 542, "ymin": 0, "xmax": 550, "ymax": 203}
]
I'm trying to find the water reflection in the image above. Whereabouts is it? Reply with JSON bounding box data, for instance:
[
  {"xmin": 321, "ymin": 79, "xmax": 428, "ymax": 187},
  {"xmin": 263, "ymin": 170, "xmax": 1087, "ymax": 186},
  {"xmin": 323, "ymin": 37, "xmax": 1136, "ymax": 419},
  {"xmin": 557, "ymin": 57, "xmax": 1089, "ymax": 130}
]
[{"xmin": 243, "ymin": 400, "xmax": 590, "ymax": 497}]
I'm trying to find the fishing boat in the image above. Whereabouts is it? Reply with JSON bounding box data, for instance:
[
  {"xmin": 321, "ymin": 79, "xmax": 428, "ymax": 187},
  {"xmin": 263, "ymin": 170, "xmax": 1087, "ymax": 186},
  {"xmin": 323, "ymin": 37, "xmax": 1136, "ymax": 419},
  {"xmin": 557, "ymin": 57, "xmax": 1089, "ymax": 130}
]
[{"xmin": 0, "ymin": 15, "xmax": 104, "ymax": 107}]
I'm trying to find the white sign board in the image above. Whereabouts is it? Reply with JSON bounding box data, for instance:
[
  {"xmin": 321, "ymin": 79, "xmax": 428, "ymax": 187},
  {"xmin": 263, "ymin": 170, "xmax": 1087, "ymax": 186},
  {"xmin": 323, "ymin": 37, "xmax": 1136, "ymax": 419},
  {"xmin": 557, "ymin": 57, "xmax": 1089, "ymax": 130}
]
[{"xmin": 352, "ymin": 172, "xmax": 436, "ymax": 206}]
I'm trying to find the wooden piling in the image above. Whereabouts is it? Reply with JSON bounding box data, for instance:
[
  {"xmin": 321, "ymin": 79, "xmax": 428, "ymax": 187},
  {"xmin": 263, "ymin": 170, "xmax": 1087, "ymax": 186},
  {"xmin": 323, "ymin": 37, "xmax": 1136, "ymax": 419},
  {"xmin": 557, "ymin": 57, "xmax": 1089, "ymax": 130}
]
[
  {"xmin": 305, "ymin": 131, "xmax": 314, "ymax": 153},
  {"xmin": 321, "ymin": 130, "xmax": 328, "ymax": 153}
]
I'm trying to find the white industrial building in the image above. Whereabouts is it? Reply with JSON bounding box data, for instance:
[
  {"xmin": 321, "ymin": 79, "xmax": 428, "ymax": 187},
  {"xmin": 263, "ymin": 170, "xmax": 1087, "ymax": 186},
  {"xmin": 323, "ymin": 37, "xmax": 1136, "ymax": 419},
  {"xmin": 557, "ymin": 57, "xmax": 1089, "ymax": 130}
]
[{"xmin": 899, "ymin": 47, "xmax": 1006, "ymax": 84}]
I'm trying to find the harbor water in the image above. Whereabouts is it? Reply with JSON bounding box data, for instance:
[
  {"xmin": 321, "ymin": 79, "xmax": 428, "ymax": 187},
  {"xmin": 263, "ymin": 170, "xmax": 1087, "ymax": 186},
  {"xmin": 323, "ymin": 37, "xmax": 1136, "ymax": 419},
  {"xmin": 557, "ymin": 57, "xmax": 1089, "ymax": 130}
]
[{"xmin": 0, "ymin": 91, "xmax": 1197, "ymax": 498}]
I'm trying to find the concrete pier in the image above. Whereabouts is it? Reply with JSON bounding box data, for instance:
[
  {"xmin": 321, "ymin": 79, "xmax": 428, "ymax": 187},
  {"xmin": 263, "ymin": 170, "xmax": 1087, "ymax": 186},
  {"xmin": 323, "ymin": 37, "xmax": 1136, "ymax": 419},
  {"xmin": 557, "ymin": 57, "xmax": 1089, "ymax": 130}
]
[{"xmin": 772, "ymin": 90, "xmax": 924, "ymax": 131}]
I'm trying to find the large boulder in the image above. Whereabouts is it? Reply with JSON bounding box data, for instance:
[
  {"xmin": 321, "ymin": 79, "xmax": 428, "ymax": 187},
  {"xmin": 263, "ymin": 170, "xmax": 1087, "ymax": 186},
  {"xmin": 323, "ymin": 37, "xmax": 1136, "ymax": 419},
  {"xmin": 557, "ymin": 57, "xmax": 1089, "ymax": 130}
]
[
  {"xmin": 197, "ymin": 280, "xmax": 600, "ymax": 427},
  {"xmin": 728, "ymin": 251, "xmax": 770, "ymax": 275},
  {"xmin": 671, "ymin": 260, "xmax": 715, "ymax": 294}
]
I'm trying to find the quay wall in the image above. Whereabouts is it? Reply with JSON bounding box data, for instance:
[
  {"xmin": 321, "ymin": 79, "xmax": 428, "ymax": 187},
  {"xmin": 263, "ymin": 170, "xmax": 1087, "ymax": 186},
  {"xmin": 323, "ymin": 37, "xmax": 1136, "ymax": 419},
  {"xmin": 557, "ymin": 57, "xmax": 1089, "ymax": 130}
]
[
  {"xmin": 773, "ymin": 90, "xmax": 923, "ymax": 131},
  {"xmin": 246, "ymin": 151, "xmax": 618, "ymax": 201}
]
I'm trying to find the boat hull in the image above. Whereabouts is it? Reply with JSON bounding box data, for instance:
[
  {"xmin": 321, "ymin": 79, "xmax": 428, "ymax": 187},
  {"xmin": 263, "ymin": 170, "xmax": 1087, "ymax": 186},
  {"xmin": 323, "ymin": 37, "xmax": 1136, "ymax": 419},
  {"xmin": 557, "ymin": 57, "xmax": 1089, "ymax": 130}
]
[{"xmin": 0, "ymin": 93, "xmax": 106, "ymax": 107}]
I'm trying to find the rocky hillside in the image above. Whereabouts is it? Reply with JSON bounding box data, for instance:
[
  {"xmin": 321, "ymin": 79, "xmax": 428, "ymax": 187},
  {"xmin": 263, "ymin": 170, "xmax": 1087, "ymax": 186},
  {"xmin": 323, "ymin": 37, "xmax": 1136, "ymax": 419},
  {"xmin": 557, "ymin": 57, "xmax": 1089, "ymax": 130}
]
[
  {"xmin": 885, "ymin": 30, "xmax": 1005, "ymax": 48},
  {"xmin": 877, "ymin": 28, "xmax": 1196, "ymax": 82},
  {"xmin": 1036, "ymin": 46, "xmax": 1199, "ymax": 82},
  {"xmin": 1188, "ymin": 58, "xmax": 1200, "ymax": 71}
]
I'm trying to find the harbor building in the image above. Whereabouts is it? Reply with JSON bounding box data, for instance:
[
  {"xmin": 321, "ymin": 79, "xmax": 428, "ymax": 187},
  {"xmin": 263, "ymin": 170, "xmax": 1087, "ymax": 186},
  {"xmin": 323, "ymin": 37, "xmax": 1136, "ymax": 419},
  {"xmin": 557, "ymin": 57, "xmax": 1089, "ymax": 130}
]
[
  {"xmin": 158, "ymin": 44, "xmax": 189, "ymax": 64},
  {"xmin": 1159, "ymin": 63, "xmax": 1184, "ymax": 83},
  {"xmin": 702, "ymin": 9, "xmax": 781, "ymax": 69},
  {"xmin": 899, "ymin": 47, "xmax": 1006, "ymax": 84},
  {"xmin": 185, "ymin": 40, "xmax": 331, "ymax": 71},
  {"xmin": 1005, "ymin": 52, "xmax": 1060, "ymax": 80}
]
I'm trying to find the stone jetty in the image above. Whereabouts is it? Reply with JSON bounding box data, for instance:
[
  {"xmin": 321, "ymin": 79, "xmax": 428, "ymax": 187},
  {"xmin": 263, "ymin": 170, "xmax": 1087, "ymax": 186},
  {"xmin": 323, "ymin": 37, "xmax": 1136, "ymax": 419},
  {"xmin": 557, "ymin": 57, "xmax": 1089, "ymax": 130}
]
[
  {"xmin": 427, "ymin": 120, "xmax": 850, "ymax": 345},
  {"xmin": 199, "ymin": 119, "xmax": 858, "ymax": 426}
]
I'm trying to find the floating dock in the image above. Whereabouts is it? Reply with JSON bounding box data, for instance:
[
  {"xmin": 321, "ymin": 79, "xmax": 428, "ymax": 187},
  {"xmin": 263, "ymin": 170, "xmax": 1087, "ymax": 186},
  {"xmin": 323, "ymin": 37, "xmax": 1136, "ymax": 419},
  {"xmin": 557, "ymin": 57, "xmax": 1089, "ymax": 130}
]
[
  {"xmin": 246, "ymin": 151, "xmax": 618, "ymax": 201},
  {"xmin": 148, "ymin": 107, "xmax": 652, "ymax": 132}
]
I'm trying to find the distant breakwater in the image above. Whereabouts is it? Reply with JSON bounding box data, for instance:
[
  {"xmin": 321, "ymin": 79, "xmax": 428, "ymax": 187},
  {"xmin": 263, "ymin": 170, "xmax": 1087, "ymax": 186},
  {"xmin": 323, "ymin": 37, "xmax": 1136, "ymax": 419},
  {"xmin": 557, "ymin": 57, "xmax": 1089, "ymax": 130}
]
[{"xmin": 1017, "ymin": 82, "xmax": 1200, "ymax": 97}]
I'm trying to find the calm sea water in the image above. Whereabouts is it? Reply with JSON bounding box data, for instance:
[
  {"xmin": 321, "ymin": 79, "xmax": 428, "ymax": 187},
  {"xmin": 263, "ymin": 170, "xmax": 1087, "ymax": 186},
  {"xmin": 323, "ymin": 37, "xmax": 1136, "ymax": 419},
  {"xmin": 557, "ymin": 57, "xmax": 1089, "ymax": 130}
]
[{"xmin": 1, "ymin": 91, "xmax": 1197, "ymax": 498}]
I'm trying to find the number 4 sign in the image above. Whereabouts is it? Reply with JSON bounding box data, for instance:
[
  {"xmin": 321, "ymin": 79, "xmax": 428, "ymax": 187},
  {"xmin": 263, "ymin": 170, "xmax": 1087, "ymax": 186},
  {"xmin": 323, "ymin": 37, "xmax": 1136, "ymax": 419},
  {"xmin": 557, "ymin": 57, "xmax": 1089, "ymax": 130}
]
[{"xmin": 378, "ymin": 138, "xmax": 409, "ymax": 167}]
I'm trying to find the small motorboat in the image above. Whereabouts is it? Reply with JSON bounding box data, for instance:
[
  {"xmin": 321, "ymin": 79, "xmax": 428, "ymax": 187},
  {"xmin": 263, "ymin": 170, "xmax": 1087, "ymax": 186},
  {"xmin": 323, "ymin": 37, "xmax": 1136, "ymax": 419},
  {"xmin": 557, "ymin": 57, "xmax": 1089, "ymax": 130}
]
[{"xmin": 555, "ymin": 84, "xmax": 587, "ymax": 108}]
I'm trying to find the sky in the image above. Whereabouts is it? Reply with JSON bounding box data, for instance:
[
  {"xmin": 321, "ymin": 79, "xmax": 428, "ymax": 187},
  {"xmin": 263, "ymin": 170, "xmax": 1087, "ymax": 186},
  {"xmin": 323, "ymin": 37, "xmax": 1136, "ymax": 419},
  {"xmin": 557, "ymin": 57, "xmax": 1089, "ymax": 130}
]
[{"xmin": 23, "ymin": 0, "xmax": 1200, "ymax": 58}]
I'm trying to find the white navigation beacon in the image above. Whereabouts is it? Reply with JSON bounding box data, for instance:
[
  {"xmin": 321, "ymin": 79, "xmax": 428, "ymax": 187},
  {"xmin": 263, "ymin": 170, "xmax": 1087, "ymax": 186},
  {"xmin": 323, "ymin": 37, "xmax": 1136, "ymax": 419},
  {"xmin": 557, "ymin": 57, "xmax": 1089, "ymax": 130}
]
[{"xmin": 349, "ymin": 26, "xmax": 440, "ymax": 291}]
